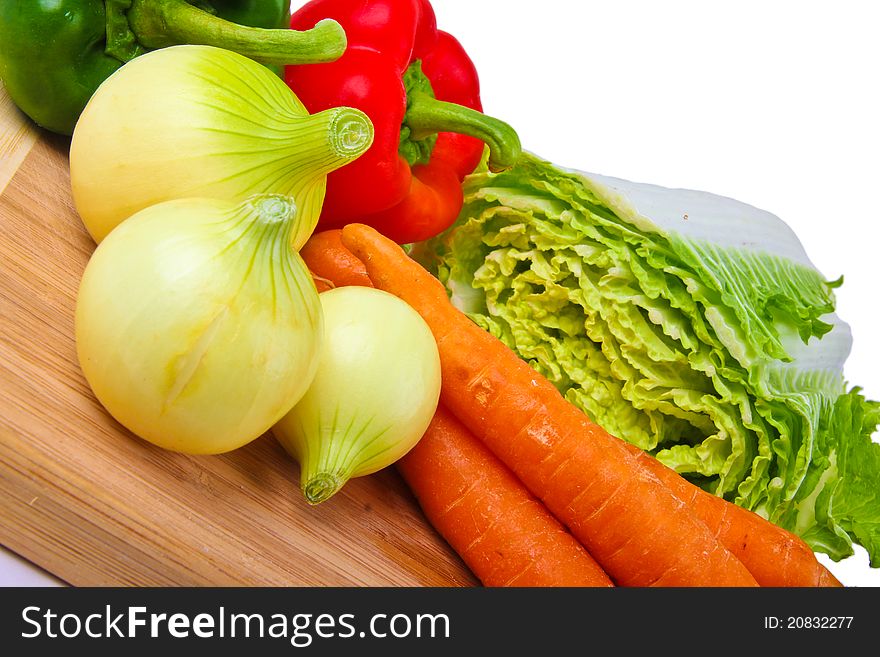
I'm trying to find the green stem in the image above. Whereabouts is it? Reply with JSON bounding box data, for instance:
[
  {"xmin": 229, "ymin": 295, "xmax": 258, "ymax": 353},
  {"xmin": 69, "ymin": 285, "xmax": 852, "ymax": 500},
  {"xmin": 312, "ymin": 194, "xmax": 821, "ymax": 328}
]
[
  {"xmin": 404, "ymin": 92, "xmax": 522, "ymax": 172},
  {"xmin": 276, "ymin": 106, "xmax": 373, "ymax": 250},
  {"xmin": 127, "ymin": 0, "xmax": 347, "ymax": 66}
]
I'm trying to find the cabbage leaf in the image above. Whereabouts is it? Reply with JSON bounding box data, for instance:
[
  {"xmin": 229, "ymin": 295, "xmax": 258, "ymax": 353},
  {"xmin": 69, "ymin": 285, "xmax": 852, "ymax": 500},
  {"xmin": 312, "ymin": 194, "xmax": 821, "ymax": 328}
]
[{"xmin": 416, "ymin": 152, "xmax": 880, "ymax": 564}]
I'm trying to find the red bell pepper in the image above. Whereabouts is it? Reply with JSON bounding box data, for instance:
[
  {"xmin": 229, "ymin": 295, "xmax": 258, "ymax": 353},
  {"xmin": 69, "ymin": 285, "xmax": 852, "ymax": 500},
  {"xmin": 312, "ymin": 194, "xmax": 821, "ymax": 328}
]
[{"xmin": 285, "ymin": 0, "xmax": 521, "ymax": 244}]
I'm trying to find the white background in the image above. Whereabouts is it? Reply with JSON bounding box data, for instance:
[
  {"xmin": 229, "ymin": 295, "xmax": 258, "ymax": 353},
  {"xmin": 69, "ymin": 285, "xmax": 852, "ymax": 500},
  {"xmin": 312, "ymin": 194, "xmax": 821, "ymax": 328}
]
[
  {"xmin": 2, "ymin": 0, "xmax": 878, "ymax": 588},
  {"xmin": 435, "ymin": 0, "xmax": 879, "ymax": 586}
]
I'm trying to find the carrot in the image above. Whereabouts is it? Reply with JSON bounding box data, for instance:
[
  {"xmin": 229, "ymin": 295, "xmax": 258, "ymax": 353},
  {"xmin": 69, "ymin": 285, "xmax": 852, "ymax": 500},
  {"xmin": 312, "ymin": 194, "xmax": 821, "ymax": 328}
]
[
  {"xmin": 398, "ymin": 405, "xmax": 614, "ymax": 587},
  {"xmin": 314, "ymin": 225, "xmax": 838, "ymax": 587},
  {"xmin": 300, "ymin": 229, "xmax": 373, "ymax": 293},
  {"xmin": 302, "ymin": 231, "xmax": 612, "ymax": 587},
  {"xmin": 619, "ymin": 443, "xmax": 842, "ymax": 587},
  {"xmin": 341, "ymin": 223, "xmax": 758, "ymax": 587}
]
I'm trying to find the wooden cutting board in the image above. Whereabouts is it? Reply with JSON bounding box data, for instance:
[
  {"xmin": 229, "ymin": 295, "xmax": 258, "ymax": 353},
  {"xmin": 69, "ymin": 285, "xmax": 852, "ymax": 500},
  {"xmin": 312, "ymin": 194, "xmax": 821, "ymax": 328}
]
[{"xmin": 0, "ymin": 83, "xmax": 477, "ymax": 587}]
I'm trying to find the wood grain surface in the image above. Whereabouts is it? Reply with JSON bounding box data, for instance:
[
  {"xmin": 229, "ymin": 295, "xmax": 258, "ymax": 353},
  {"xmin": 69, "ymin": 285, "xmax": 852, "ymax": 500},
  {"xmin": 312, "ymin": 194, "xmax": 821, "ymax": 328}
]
[
  {"xmin": 0, "ymin": 85, "xmax": 476, "ymax": 587},
  {"xmin": 0, "ymin": 82, "xmax": 38, "ymax": 194}
]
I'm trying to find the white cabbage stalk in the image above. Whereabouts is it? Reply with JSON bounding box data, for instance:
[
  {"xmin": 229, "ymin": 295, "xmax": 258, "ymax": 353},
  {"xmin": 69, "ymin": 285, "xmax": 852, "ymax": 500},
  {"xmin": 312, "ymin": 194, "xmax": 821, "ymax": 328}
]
[
  {"xmin": 76, "ymin": 194, "xmax": 323, "ymax": 455},
  {"xmin": 70, "ymin": 44, "xmax": 373, "ymax": 245}
]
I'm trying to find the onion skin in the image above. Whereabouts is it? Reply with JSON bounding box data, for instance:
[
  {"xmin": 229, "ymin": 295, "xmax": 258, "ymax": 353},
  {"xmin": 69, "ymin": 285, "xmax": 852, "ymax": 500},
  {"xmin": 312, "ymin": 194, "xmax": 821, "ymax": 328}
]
[
  {"xmin": 70, "ymin": 44, "xmax": 373, "ymax": 245},
  {"xmin": 76, "ymin": 194, "xmax": 322, "ymax": 454},
  {"xmin": 274, "ymin": 287, "xmax": 441, "ymax": 504}
]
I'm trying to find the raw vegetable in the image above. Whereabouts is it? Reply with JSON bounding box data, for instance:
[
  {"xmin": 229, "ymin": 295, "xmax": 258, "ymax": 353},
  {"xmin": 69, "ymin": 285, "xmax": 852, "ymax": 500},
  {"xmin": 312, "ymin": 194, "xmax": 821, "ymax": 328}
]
[
  {"xmin": 619, "ymin": 440, "xmax": 841, "ymax": 586},
  {"xmin": 398, "ymin": 405, "xmax": 614, "ymax": 587},
  {"xmin": 301, "ymin": 231, "xmax": 612, "ymax": 585},
  {"xmin": 300, "ymin": 229, "xmax": 373, "ymax": 293},
  {"xmin": 70, "ymin": 44, "xmax": 374, "ymax": 244},
  {"xmin": 76, "ymin": 194, "xmax": 322, "ymax": 455},
  {"xmin": 284, "ymin": 0, "xmax": 521, "ymax": 244},
  {"xmin": 341, "ymin": 223, "xmax": 758, "ymax": 587},
  {"xmin": 0, "ymin": 0, "xmax": 346, "ymax": 135},
  {"xmin": 416, "ymin": 152, "xmax": 880, "ymax": 565},
  {"xmin": 306, "ymin": 227, "xmax": 841, "ymax": 586},
  {"xmin": 273, "ymin": 286, "xmax": 441, "ymax": 504}
]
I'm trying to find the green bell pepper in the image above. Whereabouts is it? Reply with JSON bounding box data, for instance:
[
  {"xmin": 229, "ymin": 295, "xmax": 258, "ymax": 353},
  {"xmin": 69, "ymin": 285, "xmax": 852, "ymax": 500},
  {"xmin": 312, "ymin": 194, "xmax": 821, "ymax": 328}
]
[{"xmin": 0, "ymin": 1, "xmax": 346, "ymax": 135}]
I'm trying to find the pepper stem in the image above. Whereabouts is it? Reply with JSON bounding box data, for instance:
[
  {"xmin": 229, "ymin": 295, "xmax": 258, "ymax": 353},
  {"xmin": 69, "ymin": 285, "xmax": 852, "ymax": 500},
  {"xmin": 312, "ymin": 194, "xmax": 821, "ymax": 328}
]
[
  {"xmin": 404, "ymin": 91, "xmax": 522, "ymax": 172},
  {"xmin": 127, "ymin": 0, "xmax": 346, "ymax": 66}
]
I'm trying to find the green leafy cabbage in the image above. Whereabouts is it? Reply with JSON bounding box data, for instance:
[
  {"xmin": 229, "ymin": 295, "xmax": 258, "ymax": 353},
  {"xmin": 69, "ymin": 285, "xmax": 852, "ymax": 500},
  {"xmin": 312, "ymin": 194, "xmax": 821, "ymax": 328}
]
[{"xmin": 416, "ymin": 152, "xmax": 880, "ymax": 565}]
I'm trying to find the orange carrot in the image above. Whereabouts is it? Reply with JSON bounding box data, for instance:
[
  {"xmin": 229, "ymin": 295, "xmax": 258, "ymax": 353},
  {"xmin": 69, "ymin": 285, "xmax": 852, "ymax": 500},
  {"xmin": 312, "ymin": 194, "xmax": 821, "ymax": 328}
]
[
  {"xmin": 398, "ymin": 405, "xmax": 614, "ymax": 587},
  {"xmin": 303, "ymin": 231, "xmax": 611, "ymax": 586},
  {"xmin": 300, "ymin": 229, "xmax": 373, "ymax": 292},
  {"xmin": 619, "ymin": 443, "xmax": 842, "ymax": 587},
  {"xmin": 342, "ymin": 223, "xmax": 758, "ymax": 587},
  {"xmin": 313, "ymin": 224, "xmax": 836, "ymax": 587}
]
